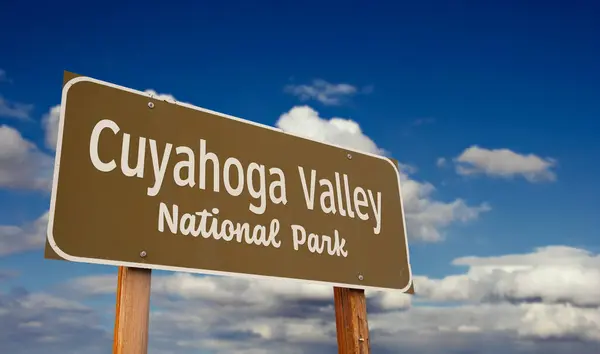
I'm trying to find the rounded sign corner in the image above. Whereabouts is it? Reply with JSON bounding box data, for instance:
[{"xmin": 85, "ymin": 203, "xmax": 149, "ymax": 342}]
[
  {"xmin": 62, "ymin": 76, "xmax": 96, "ymax": 98},
  {"xmin": 377, "ymin": 155, "xmax": 398, "ymax": 172},
  {"xmin": 398, "ymin": 263, "xmax": 414, "ymax": 293},
  {"xmin": 46, "ymin": 228, "xmax": 78, "ymax": 262}
]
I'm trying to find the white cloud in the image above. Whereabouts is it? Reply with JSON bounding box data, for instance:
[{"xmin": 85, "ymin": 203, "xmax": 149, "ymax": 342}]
[
  {"xmin": 0, "ymin": 69, "xmax": 8, "ymax": 82},
  {"xmin": 63, "ymin": 273, "xmax": 116, "ymax": 296},
  {"xmin": 41, "ymin": 104, "xmax": 60, "ymax": 150},
  {"xmin": 276, "ymin": 106, "xmax": 489, "ymax": 242},
  {"xmin": 454, "ymin": 146, "xmax": 557, "ymax": 182},
  {"xmin": 370, "ymin": 288, "xmax": 412, "ymax": 310},
  {"xmin": 152, "ymin": 273, "xmax": 333, "ymax": 304},
  {"xmin": 61, "ymin": 246, "xmax": 600, "ymax": 353},
  {"xmin": 18, "ymin": 292, "xmax": 88, "ymax": 311},
  {"xmin": 415, "ymin": 246, "xmax": 600, "ymax": 307},
  {"xmin": 65, "ymin": 272, "xmax": 411, "ymax": 352},
  {"xmin": 284, "ymin": 79, "xmax": 368, "ymax": 106},
  {"xmin": 276, "ymin": 105, "xmax": 385, "ymax": 155},
  {"xmin": 371, "ymin": 303, "xmax": 600, "ymax": 352},
  {"xmin": 0, "ymin": 125, "xmax": 53, "ymax": 191},
  {"xmin": 148, "ymin": 301, "xmax": 599, "ymax": 353},
  {"xmin": 0, "ymin": 212, "xmax": 48, "ymax": 257},
  {"xmin": 0, "ymin": 288, "xmax": 110, "ymax": 354},
  {"xmin": 400, "ymin": 176, "xmax": 491, "ymax": 242},
  {"xmin": 519, "ymin": 303, "xmax": 600, "ymax": 341},
  {"xmin": 65, "ymin": 272, "xmax": 409, "ymax": 352},
  {"xmin": 66, "ymin": 272, "xmax": 411, "ymax": 311},
  {"xmin": 436, "ymin": 157, "xmax": 447, "ymax": 167},
  {"xmin": 0, "ymin": 95, "xmax": 33, "ymax": 120},
  {"xmin": 14, "ymin": 273, "xmax": 600, "ymax": 354}
]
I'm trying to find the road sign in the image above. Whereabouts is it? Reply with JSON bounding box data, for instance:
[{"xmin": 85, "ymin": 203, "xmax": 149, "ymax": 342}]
[{"xmin": 46, "ymin": 71, "xmax": 412, "ymax": 291}]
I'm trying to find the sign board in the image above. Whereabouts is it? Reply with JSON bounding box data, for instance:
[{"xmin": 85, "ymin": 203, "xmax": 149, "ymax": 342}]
[{"xmin": 46, "ymin": 71, "xmax": 413, "ymax": 291}]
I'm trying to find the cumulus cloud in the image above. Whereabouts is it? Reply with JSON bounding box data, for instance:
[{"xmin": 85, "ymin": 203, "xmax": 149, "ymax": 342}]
[
  {"xmin": 163, "ymin": 246, "xmax": 596, "ymax": 347},
  {"xmin": 0, "ymin": 125, "xmax": 53, "ymax": 191},
  {"xmin": 41, "ymin": 105, "xmax": 60, "ymax": 150},
  {"xmin": 0, "ymin": 95, "xmax": 33, "ymax": 120},
  {"xmin": 60, "ymin": 245, "xmax": 600, "ymax": 353},
  {"xmin": 276, "ymin": 105, "xmax": 385, "ymax": 155},
  {"xmin": 0, "ymin": 287, "xmax": 110, "ymax": 354},
  {"xmin": 66, "ymin": 272, "xmax": 411, "ymax": 312},
  {"xmin": 454, "ymin": 146, "xmax": 557, "ymax": 182},
  {"xmin": 284, "ymin": 79, "xmax": 369, "ymax": 106},
  {"xmin": 371, "ymin": 303, "xmax": 600, "ymax": 352},
  {"xmin": 8, "ymin": 260, "xmax": 599, "ymax": 353},
  {"xmin": 147, "ymin": 302, "xmax": 598, "ymax": 353},
  {"xmin": 65, "ymin": 273, "xmax": 410, "ymax": 353},
  {"xmin": 59, "ymin": 273, "xmax": 390, "ymax": 352},
  {"xmin": 416, "ymin": 245, "xmax": 600, "ymax": 307},
  {"xmin": 519, "ymin": 303, "xmax": 600, "ymax": 341},
  {"xmin": 276, "ymin": 106, "xmax": 490, "ymax": 242},
  {"xmin": 0, "ymin": 212, "xmax": 48, "ymax": 257},
  {"xmin": 398, "ymin": 173, "xmax": 490, "ymax": 242}
]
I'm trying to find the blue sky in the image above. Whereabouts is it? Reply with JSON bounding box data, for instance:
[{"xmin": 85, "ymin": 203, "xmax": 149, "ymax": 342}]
[{"xmin": 0, "ymin": 1, "xmax": 599, "ymax": 353}]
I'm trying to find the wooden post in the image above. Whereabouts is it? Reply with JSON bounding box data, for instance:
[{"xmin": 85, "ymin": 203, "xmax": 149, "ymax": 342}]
[
  {"xmin": 334, "ymin": 287, "xmax": 370, "ymax": 354},
  {"xmin": 113, "ymin": 266, "xmax": 152, "ymax": 354}
]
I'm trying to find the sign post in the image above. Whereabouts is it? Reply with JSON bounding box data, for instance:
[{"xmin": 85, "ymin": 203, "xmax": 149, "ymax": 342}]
[
  {"xmin": 334, "ymin": 287, "xmax": 370, "ymax": 353},
  {"xmin": 113, "ymin": 266, "xmax": 151, "ymax": 354},
  {"xmin": 45, "ymin": 71, "xmax": 413, "ymax": 353}
]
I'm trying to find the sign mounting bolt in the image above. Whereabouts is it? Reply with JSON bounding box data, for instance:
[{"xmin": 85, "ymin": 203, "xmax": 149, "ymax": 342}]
[
  {"xmin": 148, "ymin": 102, "xmax": 154, "ymax": 109},
  {"xmin": 358, "ymin": 274, "xmax": 364, "ymax": 281},
  {"xmin": 347, "ymin": 153, "xmax": 352, "ymax": 159},
  {"xmin": 140, "ymin": 251, "xmax": 147, "ymax": 258}
]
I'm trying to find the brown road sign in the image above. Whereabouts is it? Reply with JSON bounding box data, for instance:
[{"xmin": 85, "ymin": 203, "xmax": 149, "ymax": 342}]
[{"xmin": 46, "ymin": 71, "xmax": 413, "ymax": 291}]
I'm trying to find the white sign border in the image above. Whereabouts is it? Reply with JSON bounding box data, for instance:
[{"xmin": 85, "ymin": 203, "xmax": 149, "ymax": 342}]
[{"xmin": 47, "ymin": 74, "xmax": 413, "ymax": 293}]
